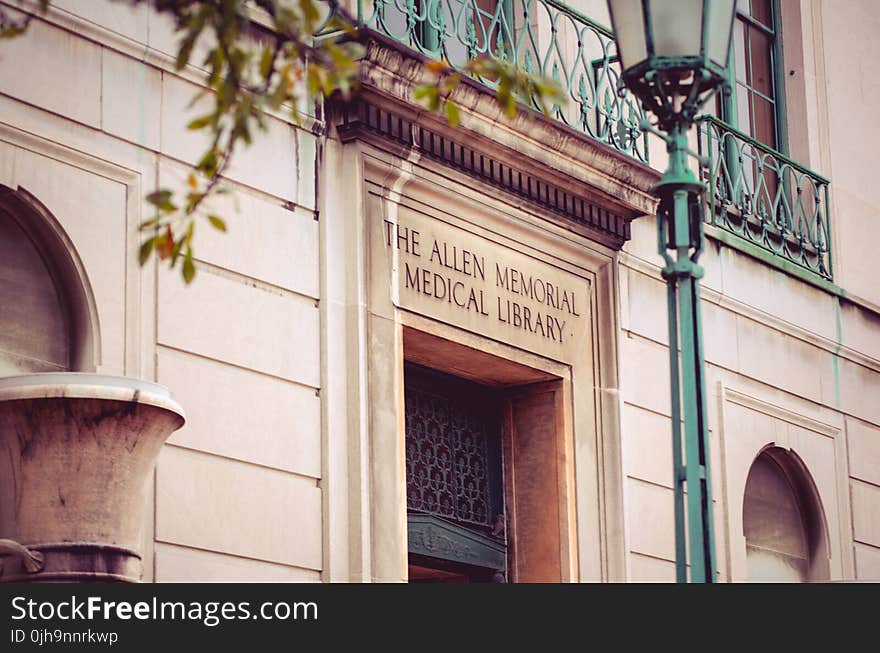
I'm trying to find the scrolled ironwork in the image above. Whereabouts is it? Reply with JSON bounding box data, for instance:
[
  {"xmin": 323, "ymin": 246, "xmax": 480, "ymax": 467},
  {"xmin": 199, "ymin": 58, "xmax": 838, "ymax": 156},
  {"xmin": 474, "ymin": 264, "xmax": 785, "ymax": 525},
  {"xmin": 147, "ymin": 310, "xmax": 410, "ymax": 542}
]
[
  {"xmin": 405, "ymin": 384, "xmax": 495, "ymax": 528},
  {"xmin": 341, "ymin": 2, "xmax": 834, "ymax": 280},
  {"xmin": 697, "ymin": 115, "xmax": 832, "ymax": 280},
  {"xmin": 354, "ymin": 0, "xmax": 648, "ymax": 161}
]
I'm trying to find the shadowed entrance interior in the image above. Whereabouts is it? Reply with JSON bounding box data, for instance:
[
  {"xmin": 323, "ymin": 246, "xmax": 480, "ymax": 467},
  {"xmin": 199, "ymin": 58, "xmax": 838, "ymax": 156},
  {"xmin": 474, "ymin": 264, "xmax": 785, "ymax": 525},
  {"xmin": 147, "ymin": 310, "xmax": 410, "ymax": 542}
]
[{"xmin": 403, "ymin": 328, "xmax": 576, "ymax": 582}]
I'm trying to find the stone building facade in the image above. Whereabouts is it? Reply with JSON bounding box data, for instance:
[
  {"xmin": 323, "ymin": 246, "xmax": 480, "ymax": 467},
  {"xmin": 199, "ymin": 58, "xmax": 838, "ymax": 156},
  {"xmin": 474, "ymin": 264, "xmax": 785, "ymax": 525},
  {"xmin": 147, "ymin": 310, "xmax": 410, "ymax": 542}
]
[{"xmin": 0, "ymin": 0, "xmax": 878, "ymax": 582}]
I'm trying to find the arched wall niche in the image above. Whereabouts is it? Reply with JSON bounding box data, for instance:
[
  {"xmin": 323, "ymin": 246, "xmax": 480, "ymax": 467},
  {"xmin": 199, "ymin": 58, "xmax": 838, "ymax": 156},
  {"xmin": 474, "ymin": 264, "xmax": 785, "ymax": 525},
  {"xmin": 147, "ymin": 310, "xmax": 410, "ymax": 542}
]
[
  {"xmin": 742, "ymin": 445, "xmax": 830, "ymax": 582},
  {"xmin": 0, "ymin": 184, "xmax": 100, "ymax": 374}
]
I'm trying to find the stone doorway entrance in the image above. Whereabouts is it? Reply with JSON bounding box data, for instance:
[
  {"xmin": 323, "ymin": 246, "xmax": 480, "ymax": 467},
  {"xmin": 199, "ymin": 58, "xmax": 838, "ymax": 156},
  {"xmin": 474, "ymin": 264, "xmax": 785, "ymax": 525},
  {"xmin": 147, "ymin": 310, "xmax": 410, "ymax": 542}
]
[{"xmin": 402, "ymin": 329, "xmax": 576, "ymax": 582}]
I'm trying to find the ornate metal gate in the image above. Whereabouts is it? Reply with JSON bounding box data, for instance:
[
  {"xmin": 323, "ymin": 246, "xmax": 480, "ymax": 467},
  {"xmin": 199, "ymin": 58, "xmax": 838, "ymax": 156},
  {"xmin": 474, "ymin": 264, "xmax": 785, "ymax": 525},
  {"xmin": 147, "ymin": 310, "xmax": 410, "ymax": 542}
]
[{"xmin": 404, "ymin": 363, "xmax": 507, "ymax": 582}]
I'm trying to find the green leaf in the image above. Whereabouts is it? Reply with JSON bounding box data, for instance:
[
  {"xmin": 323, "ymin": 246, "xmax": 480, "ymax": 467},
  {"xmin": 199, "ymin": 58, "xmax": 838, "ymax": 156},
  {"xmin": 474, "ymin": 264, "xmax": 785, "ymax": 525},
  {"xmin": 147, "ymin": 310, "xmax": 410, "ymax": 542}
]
[
  {"xmin": 176, "ymin": 33, "xmax": 197, "ymax": 71},
  {"xmin": 139, "ymin": 216, "xmax": 161, "ymax": 230},
  {"xmin": 184, "ymin": 191, "xmax": 204, "ymax": 212},
  {"xmin": 259, "ymin": 46, "xmax": 274, "ymax": 79},
  {"xmin": 299, "ymin": 0, "xmax": 320, "ymax": 30},
  {"xmin": 505, "ymin": 94, "xmax": 517, "ymax": 118},
  {"xmin": 146, "ymin": 190, "xmax": 172, "ymax": 207},
  {"xmin": 146, "ymin": 190, "xmax": 177, "ymax": 212},
  {"xmin": 306, "ymin": 66, "xmax": 322, "ymax": 96},
  {"xmin": 182, "ymin": 248, "xmax": 196, "ymax": 284},
  {"xmin": 171, "ymin": 235, "xmax": 184, "ymax": 266},
  {"xmin": 207, "ymin": 214, "xmax": 227, "ymax": 232},
  {"xmin": 413, "ymin": 85, "xmax": 436, "ymax": 101},
  {"xmin": 184, "ymin": 219, "xmax": 195, "ymax": 243},
  {"xmin": 218, "ymin": 77, "xmax": 237, "ymax": 113},
  {"xmin": 207, "ymin": 47, "xmax": 225, "ymax": 87},
  {"xmin": 269, "ymin": 78, "xmax": 290, "ymax": 109},
  {"xmin": 0, "ymin": 25, "xmax": 28, "ymax": 38},
  {"xmin": 197, "ymin": 150, "xmax": 219, "ymax": 176},
  {"xmin": 187, "ymin": 114, "xmax": 213, "ymax": 130},
  {"xmin": 175, "ymin": 5, "xmax": 209, "ymax": 70},
  {"xmin": 138, "ymin": 237, "xmax": 154, "ymax": 266},
  {"xmin": 444, "ymin": 101, "xmax": 460, "ymax": 128},
  {"xmin": 327, "ymin": 43, "xmax": 353, "ymax": 69}
]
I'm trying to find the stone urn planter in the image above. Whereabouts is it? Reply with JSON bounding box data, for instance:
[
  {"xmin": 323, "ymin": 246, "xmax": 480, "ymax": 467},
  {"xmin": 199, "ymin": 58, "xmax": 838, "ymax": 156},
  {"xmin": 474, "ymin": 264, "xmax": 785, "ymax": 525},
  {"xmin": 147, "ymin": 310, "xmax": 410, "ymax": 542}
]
[{"xmin": 0, "ymin": 373, "xmax": 184, "ymax": 582}]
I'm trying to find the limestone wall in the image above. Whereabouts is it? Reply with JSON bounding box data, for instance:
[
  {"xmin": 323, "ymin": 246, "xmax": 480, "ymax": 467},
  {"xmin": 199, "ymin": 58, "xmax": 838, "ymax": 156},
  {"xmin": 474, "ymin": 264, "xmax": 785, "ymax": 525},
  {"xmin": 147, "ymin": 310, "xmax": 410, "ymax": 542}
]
[
  {"xmin": 619, "ymin": 218, "xmax": 880, "ymax": 581},
  {"xmin": 819, "ymin": 0, "xmax": 880, "ymax": 307},
  {"xmin": 0, "ymin": 1, "xmax": 322, "ymax": 581},
  {"xmin": 615, "ymin": 0, "xmax": 880, "ymax": 583}
]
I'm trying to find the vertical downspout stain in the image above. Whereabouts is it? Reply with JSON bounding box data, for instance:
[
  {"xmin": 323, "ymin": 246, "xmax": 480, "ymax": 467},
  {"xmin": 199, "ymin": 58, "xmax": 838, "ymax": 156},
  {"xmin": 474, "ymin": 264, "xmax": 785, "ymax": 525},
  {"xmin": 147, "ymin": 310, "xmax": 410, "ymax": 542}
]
[{"xmin": 832, "ymin": 294, "xmax": 842, "ymax": 409}]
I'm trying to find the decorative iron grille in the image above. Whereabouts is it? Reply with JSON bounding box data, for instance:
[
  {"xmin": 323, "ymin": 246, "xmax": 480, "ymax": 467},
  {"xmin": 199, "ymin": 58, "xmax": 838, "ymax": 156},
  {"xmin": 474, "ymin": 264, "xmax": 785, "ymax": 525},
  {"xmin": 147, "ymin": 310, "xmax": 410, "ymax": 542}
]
[{"xmin": 404, "ymin": 369, "xmax": 501, "ymax": 528}]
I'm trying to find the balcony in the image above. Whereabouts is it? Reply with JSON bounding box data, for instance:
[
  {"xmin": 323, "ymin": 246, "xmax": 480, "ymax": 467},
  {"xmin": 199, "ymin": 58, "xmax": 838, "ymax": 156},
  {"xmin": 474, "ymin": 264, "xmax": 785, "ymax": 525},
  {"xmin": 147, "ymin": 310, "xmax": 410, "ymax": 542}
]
[
  {"xmin": 346, "ymin": 1, "xmax": 833, "ymax": 281},
  {"xmin": 353, "ymin": 0, "xmax": 648, "ymax": 162},
  {"xmin": 697, "ymin": 116, "xmax": 832, "ymax": 281}
]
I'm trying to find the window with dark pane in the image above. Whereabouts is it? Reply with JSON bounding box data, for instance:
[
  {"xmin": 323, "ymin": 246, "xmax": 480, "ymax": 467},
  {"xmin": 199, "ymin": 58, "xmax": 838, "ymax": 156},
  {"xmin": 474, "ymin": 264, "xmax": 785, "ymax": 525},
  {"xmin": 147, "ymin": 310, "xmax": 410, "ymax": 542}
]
[
  {"xmin": 714, "ymin": 0, "xmax": 783, "ymax": 151},
  {"xmin": 708, "ymin": 0, "xmax": 784, "ymax": 217}
]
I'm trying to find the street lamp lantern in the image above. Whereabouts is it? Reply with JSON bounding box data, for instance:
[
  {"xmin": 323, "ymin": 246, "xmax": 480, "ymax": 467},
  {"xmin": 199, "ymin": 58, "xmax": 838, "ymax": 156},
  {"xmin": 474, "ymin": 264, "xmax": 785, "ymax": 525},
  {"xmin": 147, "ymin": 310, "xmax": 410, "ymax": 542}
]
[
  {"xmin": 606, "ymin": 0, "xmax": 738, "ymax": 583},
  {"xmin": 608, "ymin": 0, "xmax": 736, "ymax": 129}
]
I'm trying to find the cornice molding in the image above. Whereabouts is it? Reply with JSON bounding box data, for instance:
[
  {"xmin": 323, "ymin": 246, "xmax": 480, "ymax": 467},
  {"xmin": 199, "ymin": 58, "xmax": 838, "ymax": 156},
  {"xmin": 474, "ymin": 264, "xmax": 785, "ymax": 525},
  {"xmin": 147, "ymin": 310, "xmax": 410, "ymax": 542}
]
[
  {"xmin": 337, "ymin": 99, "xmax": 632, "ymax": 249},
  {"xmin": 328, "ymin": 33, "xmax": 661, "ymax": 251}
]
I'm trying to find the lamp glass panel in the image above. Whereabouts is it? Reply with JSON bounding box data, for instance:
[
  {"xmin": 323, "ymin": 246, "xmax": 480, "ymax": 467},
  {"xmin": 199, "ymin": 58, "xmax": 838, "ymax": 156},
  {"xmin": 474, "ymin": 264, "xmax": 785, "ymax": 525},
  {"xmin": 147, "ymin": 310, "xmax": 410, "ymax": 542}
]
[
  {"xmin": 705, "ymin": 0, "xmax": 736, "ymax": 66},
  {"xmin": 608, "ymin": 0, "xmax": 648, "ymax": 70},
  {"xmin": 650, "ymin": 0, "xmax": 703, "ymax": 58}
]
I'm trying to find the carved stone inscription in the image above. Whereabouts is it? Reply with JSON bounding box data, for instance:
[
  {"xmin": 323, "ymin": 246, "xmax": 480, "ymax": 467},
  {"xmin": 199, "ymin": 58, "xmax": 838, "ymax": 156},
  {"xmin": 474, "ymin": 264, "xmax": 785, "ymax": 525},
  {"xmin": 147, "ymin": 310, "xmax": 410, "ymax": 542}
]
[{"xmin": 380, "ymin": 206, "xmax": 589, "ymax": 361}]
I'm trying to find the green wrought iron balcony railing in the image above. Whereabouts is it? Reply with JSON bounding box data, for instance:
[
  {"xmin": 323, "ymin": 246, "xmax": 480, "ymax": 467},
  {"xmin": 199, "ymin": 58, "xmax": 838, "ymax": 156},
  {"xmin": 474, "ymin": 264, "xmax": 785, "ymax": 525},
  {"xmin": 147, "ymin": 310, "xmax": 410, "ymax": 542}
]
[
  {"xmin": 353, "ymin": 0, "xmax": 649, "ymax": 162},
  {"xmin": 696, "ymin": 116, "xmax": 832, "ymax": 281},
  {"xmin": 343, "ymin": 2, "xmax": 833, "ymax": 281}
]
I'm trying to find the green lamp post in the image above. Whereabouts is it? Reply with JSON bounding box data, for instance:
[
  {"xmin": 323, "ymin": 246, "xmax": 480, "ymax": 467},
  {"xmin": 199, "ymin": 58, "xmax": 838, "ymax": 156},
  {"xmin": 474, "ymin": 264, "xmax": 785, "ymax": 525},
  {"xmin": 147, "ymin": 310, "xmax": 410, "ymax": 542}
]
[{"xmin": 606, "ymin": 0, "xmax": 737, "ymax": 583}]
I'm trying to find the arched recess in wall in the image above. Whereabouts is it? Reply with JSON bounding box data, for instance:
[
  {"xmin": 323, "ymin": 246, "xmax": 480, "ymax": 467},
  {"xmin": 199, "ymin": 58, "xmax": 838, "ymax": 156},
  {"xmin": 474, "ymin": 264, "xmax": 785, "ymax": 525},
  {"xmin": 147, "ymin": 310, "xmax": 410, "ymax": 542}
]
[
  {"xmin": 0, "ymin": 184, "xmax": 100, "ymax": 374},
  {"xmin": 742, "ymin": 446, "xmax": 830, "ymax": 582}
]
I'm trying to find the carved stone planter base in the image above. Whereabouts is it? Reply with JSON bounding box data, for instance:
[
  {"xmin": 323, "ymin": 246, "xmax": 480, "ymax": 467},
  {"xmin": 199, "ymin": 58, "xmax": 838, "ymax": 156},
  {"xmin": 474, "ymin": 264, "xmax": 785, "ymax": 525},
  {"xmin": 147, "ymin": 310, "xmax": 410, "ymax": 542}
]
[
  {"xmin": 0, "ymin": 374, "xmax": 185, "ymax": 583},
  {"xmin": 0, "ymin": 542, "xmax": 142, "ymax": 583}
]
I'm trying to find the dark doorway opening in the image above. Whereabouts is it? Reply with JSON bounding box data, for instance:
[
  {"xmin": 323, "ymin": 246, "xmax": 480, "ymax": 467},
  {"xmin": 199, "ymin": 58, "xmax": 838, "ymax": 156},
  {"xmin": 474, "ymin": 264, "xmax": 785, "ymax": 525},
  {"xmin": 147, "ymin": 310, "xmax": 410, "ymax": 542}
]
[{"xmin": 404, "ymin": 363, "xmax": 507, "ymax": 583}]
